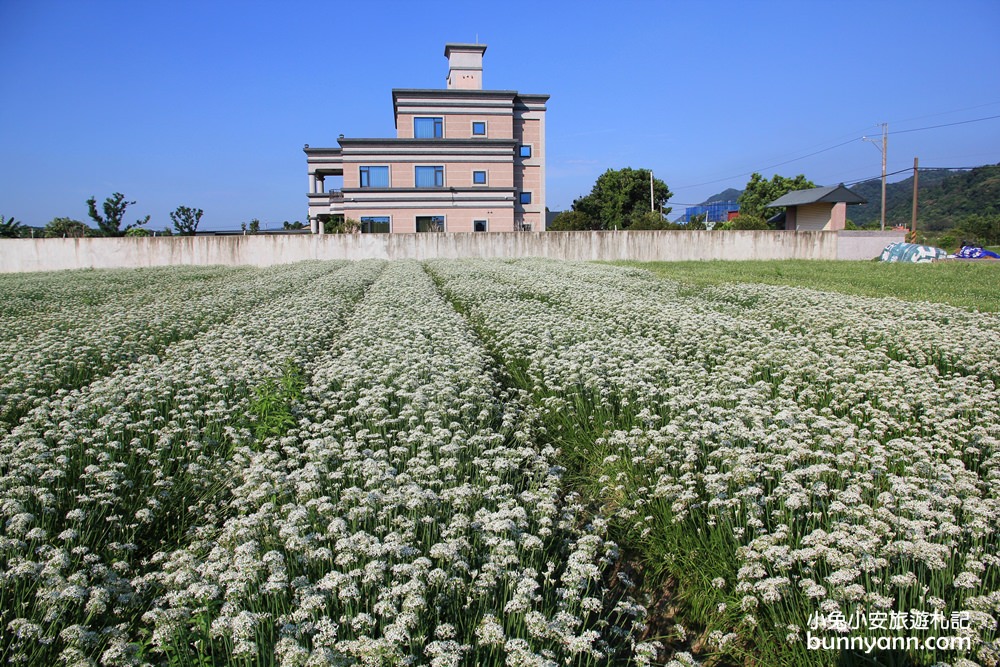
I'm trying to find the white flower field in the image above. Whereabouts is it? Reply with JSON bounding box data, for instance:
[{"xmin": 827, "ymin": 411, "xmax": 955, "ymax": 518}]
[{"xmin": 0, "ymin": 259, "xmax": 997, "ymax": 666}]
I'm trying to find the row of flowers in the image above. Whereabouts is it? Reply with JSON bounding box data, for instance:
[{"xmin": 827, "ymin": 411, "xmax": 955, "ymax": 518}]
[
  {"xmin": 0, "ymin": 263, "xmax": 346, "ymax": 426},
  {"xmin": 141, "ymin": 261, "xmax": 653, "ymax": 666},
  {"xmin": 3, "ymin": 257, "xmax": 996, "ymax": 666},
  {"xmin": 427, "ymin": 258, "xmax": 999, "ymax": 667},
  {"xmin": 0, "ymin": 261, "xmax": 382, "ymax": 665}
]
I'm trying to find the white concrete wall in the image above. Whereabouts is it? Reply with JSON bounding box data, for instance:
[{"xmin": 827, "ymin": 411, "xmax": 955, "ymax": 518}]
[
  {"xmin": 0, "ymin": 231, "xmax": 904, "ymax": 274},
  {"xmin": 835, "ymin": 230, "xmax": 901, "ymax": 260}
]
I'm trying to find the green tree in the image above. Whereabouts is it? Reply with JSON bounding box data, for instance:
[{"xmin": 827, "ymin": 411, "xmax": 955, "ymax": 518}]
[
  {"xmin": 572, "ymin": 168, "xmax": 673, "ymax": 230},
  {"xmin": 685, "ymin": 213, "xmax": 707, "ymax": 230},
  {"xmin": 726, "ymin": 214, "xmax": 769, "ymax": 230},
  {"xmin": 169, "ymin": 205, "xmax": 204, "ymax": 235},
  {"xmin": 86, "ymin": 193, "xmax": 150, "ymax": 236},
  {"xmin": 125, "ymin": 227, "xmax": 151, "ymax": 237},
  {"xmin": 248, "ymin": 218, "xmax": 261, "ymax": 234},
  {"xmin": 44, "ymin": 217, "xmax": 90, "ymax": 238},
  {"xmin": 628, "ymin": 210, "xmax": 678, "ymax": 230},
  {"xmin": 955, "ymin": 213, "xmax": 1000, "ymax": 246},
  {"xmin": 737, "ymin": 172, "xmax": 816, "ymax": 222},
  {"xmin": 549, "ymin": 210, "xmax": 599, "ymax": 231},
  {"xmin": 322, "ymin": 215, "xmax": 359, "ymax": 234},
  {"xmin": 0, "ymin": 214, "xmax": 27, "ymax": 238}
]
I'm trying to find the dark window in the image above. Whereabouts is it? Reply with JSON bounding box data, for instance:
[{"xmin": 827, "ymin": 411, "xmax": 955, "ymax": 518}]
[
  {"xmin": 474, "ymin": 220, "xmax": 488, "ymax": 232},
  {"xmin": 416, "ymin": 215, "xmax": 445, "ymax": 232},
  {"xmin": 360, "ymin": 216, "xmax": 390, "ymax": 233},
  {"xmin": 473, "ymin": 170, "xmax": 487, "ymax": 185},
  {"xmin": 519, "ymin": 144, "xmax": 532, "ymax": 158},
  {"xmin": 520, "ymin": 192, "xmax": 532, "ymax": 205},
  {"xmin": 415, "ymin": 166, "xmax": 444, "ymax": 187},
  {"xmin": 359, "ymin": 166, "xmax": 389, "ymax": 188},
  {"xmin": 472, "ymin": 121, "xmax": 486, "ymax": 136},
  {"xmin": 414, "ymin": 117, "xmax": 443, "ymax": 138}
]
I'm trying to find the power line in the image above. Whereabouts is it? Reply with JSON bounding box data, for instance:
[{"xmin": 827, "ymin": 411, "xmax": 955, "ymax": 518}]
[
  {"xmin": 671, "ymin": 115, "xmax": 999, "ymax": 193},
  {"xmin": 891, "ymin": 114, "xmax": 1000, "ymax": 135},
  {"xmin": 842, "ymin": 168, "xmax": 912, "ymax": 186},
  {"xmin": 890, "ymin": 100, "xmax": 1000, "ymax": 126},
  {"xmin": 838, "ymin": 164, "xmax": 988, "ymax": 187},
  {"xmin": 672, "ymin": 138, "xmax": 862, "ymax": 191}
]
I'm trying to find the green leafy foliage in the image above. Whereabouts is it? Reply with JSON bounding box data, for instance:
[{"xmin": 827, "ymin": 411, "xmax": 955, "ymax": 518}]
[
  {"xmin": 572, "ymin": 167, "xmax": 673, "ymax": 229},
  {"xmin": 0, "ymin": 214, "xmax": 27, "ymax": 238},
  {"xmin": 169, "ymin": 205, "xmax": 204, "ymax": 235},
  {"xmin": 247, "ymin": 359, "xmax": 306, "ymax": 444},
  {"xmin": 627, "ymin": 210, "xmax": 679, "ymax": 230},
  {"xmin": 737, "ymin": 172, "xmax": 816, "ymax": 221},
  {"xmin": 723, "ymin": 214, "xmax": 769, "ymax": 230},
  {"xmin": 549, "ymin": 210, "xmax": 600, "ymax": 231},
  {"xmin": 86, "ymin": 192, "xmax": 150, "ymax": 236},
  {"xmin": 685, "ymin": 213, "xmax": 708, "ymax": 230},
  {"xmin": 952, "ymin": 213, "xmax": 1000, "ymax": 245},
  {"xmin": 850, "ymin": 163, "xmax": 1000, "ymax": 230},
  {"xmin": 323, "ymin": 215, "xmax": 360, "ymax": 234},
  {"xmin": 43, "ymin": 217, "xmax": 91, "ymax": 238}
]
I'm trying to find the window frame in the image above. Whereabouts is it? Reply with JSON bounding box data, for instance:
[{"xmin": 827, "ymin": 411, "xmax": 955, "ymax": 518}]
[
  {"xmin": 519, "ymin": 144, "xmax": 532, "ymax": 159},
  {"xmin": 415, "ymin": 215, "xmax": 446, "ymax": 233},
  {"xmin": 414, "ymin": 165, "xmax": 445, "ymax": 188},
  {"xmin": 358, "ymin": 165, "xmax": 389, "ymax": 188},
  {"xmin": 520, "ymin": 191, "xmax": 532, "ymax": 205},
  {"xmin": 414, "ymin": 116, "xmax": 444, "ymax": 138},
  {"xmin": 473, "ymin": 219, "xmax": 488, "ymax": 232},
  {"xmin": 359, "ymin": 216, "xmax": 391, "ymax": 233},
  {"xmin": 472, "ymin": 170, "xmax": 487, "ymax": 185},
  {"xmin": 472, "ymin": 120, "xmax": 487, "ymax": 136}
]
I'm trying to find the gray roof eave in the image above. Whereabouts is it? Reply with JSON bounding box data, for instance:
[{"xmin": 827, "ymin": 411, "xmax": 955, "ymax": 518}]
[
  {"xmin": 337, "ymin": 137, "xmax": 517, "ymax": 147},
  {"xmin": 767, "ymin": 184, "xmax": 867, "ymax": 207}
]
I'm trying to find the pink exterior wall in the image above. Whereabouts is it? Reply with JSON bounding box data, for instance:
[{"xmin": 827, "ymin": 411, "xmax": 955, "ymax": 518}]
[
  {"xmin": 349, "ymin": 207, "xmax": 516, "ymax": 233},
  {"xmin": 396, "ymin": 113, "xmax": 514, "ymax": 139},
  {"xmin": 514, "ymin": 108, "xmax": 545, "ymax": 228},
  {"xmin": 829, "ymin": 202, "xmax": 847, "ymax": 231},
  {"xmin": 343, "ymin": 161, "xmax": 513, "ymax": 189}
]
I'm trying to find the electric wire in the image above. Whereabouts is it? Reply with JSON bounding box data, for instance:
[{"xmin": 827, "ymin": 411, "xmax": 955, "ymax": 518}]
[{"xmin": 670, "ymin": 114, "xmax": 999, "ymax": 194}]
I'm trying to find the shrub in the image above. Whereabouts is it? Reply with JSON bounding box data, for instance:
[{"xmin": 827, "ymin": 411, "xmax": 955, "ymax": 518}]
[{"xmin": 727, "ymin": 214, "xmax": 769, "ymax": 230}]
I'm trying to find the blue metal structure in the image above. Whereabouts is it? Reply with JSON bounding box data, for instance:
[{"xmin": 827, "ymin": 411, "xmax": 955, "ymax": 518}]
[{"xmin": 681, "ymin": 201, "xmax": 740, "ymax": 224}]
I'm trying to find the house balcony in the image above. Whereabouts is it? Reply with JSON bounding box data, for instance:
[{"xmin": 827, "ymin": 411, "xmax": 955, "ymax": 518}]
[{"xmin": 308, "ymin": 189, "xmax": 345, "ymax": 217}]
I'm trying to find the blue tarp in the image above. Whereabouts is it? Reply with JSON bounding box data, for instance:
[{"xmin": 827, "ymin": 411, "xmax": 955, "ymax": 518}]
[
  {"xmin": 879, "ymin": 242, "xmax": 947, "ymax": 263},
  {"xmin": 953, "ymin": 245, "xmax": 1000, "ymax": 260}
]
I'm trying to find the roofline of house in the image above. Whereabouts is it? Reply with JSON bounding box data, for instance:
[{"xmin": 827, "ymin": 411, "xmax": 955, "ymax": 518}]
[{"xmin": 337, "ymin": 137, "xmax": 518, "ymax": 147}]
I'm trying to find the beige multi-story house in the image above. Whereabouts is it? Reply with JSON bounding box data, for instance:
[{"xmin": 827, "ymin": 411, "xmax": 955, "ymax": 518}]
[{"xmin": 304, "ymin": 44, "xmax": 548, "ymax": 234}]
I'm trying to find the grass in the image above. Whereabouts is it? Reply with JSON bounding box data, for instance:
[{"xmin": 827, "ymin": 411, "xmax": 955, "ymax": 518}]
[{"xmin": 615, "ymin": 260, "xmax": 1000, "ymax": 312}]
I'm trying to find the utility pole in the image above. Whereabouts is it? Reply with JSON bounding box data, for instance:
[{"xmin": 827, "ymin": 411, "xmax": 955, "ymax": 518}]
[
  {"xmin": 863, "ymin": 122, "xmax": 888, "ymax": 230},
  {"xmin": 911, "ymin": 157, "xmax": 919, "ymax": 235},
  {"xmin": 650, "ymin": 170, "xmax": 655, "ymax": 212}
]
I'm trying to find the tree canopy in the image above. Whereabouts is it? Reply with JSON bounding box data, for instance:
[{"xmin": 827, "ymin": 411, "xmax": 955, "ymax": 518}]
[
  {"xmin": 549, "ymin": 210, "xmax": 601, "ymax": 231},
  {"xmin": 571, "ymin": 168, "xmax": 673, "ymax": 230},
  {"xmin": 737, "ymin": 172, "xmax": 816, "ymax": 222},
  {"xmin": 87, "ymin": 193, "xmax": 150, "ymax": 236},
  {"xmin": 44, "ymin": 217, "xmax": 91, "ymax": 238},
  {"xmin": 0, "ymin": 215, "xmax": 26, "ymax": 238},
  {"xmin": 170, "ymin": 205, "xmax": 204, "ymax": 236}
]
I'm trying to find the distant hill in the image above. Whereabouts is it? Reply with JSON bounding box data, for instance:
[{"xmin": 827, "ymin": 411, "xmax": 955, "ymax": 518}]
[
  {"xmin": 848, "ymin": 163, "xmax": 1000, "ymax": 230},
  {"xmin": 703, "ymin": 188, "xmax": 742, "ymax": 204}
]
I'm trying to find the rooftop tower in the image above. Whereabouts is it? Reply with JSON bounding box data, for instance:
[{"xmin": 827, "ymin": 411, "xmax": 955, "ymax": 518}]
[{"xmin": 444, "ymin": 43, "xmax": 486, "ymax": 90}]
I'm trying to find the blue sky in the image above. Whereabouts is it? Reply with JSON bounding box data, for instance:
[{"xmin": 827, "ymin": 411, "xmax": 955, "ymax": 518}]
[{"xmin": 1, "ymin": 0, "xmax": 998, "ymax": 230}]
